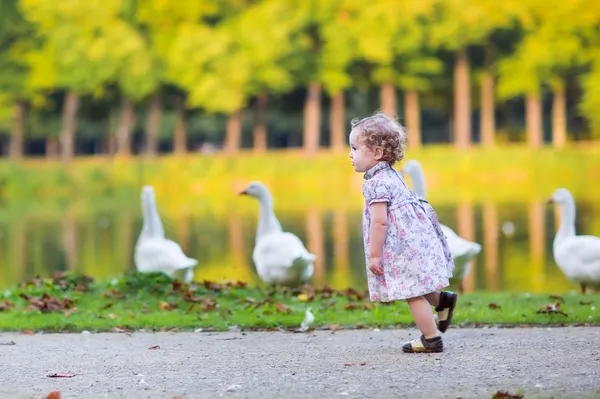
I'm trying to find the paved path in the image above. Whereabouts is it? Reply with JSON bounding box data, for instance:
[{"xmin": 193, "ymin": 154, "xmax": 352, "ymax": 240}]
[{"xmin": 1, "ymin": 327, "xmax": 599, "ymax": 399}]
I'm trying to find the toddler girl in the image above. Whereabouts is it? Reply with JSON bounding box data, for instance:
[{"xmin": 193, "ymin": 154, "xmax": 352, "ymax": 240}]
[{"xmin": 349, "ymin": 111, "xmax": 457, "ymax": 353}]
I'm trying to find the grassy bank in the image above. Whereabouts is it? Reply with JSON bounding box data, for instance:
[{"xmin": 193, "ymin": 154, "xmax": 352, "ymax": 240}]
[{"xmin": 0, "ymin": 272, "xmax": 597, "ymax": 332}]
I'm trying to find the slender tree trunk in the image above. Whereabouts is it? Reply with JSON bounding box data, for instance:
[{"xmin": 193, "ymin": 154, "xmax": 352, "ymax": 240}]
[
  {"xmin": 453, "ymin": 48, "xmax": 471, "ymax": 149},
  {"xmin": 480, "ymin": 41, "xmax": 495, "ymax": 147},
  {"xmin": 303, "ymin": 82, "xmax": 322, "ymax": 155},
  {"xmin": 60, "ymin": 90, "xmax": 80, "ymax": 163},
  {"xmin": 115, "ymin": 98, "xmax": 135, "ymax": 156},
  {"xmin": 330, "ymin": 91, "xmax": 346, "ymax": 151},
  {"xmin": 173, "ymin": 97, "xmax": 187, "ymax": 154},
  {"xmin": 404, "ymin": 90, "xmax": 421, "ymax": 149},
  {"xmin": 526, "ymin": 93, "xmax": 543, "ymax": 148},
  {"xmin": 253, "ymin": 90, "xmax": 268, "ymax": 153},
  {"xmin": 10, "ymin": 100, "xmax": 25, "ymax": 159},
  {"xmin": 552, "ymin": 86, "xmax": 566, "ymax": 149},
  {"xmin": 380, "ymin": 83, "xmax": 397, "ymax": 117},
  {"xmin": 46, "ymin": 137, "xmax": 59, "ymax": 158},
  {"xmin": 145, "ymin": 94, "xmax": 161, "ymax": 157},
  {"xmin": 224, "ymin": 109, "xmax": 242, "ymax": 154}
]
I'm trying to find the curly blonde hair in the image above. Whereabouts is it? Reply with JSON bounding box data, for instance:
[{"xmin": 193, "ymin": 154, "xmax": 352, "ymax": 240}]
[{"xmin": 350, "ymin": 111, "xmax": 407, "ymax": 166}]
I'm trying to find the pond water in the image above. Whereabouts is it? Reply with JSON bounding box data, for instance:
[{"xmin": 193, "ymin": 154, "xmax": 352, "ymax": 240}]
[{"xmin": 0, "ymin": 196, "xmax": 597, "ymax": 293}]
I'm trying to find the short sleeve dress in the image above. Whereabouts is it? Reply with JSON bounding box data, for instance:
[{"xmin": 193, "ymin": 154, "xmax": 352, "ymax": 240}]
[{"xmin": 362, "ymin": 161, "xmax": 454, "ymax": 302}]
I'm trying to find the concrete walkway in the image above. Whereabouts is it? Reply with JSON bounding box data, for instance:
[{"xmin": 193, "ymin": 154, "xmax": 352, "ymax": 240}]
[{"xmin": 1, "ymin": 327, "xmax": 599, "ymax": 399}]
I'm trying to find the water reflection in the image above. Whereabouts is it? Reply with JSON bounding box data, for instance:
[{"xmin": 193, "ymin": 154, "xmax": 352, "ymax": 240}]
[{"xmin": 0, "ymin": 200, "xmax": 596, "ymax": 293}]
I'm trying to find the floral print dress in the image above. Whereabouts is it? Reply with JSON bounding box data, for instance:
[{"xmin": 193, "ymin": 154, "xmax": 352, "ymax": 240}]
[{"xmin": 362, "ymin": 162, "xmax": 454, "ymax": 302}]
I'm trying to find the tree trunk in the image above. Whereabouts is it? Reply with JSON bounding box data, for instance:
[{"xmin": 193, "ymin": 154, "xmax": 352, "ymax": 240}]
[
  {"xmin": 115, "ymin": 98, "xmax": 135, "ymax": 156},
  {"xmin": 526, "ymin": 93, "xmax": 543, "ymax": 148},
  {"xmin": 224, "ymin": 109, "xmax": 242, "ymax": 154},
  {"xmin": 173, "ymin": 97, "xmax": 187, "ymax": 154},
  {"xmin": 46, "ymin": 137, "xmax": 59, "ymax": 158},
  {"xmin": 302, "ymin": 82, "xmax": 322, "ymax": 155},
  {"xmin": 253, "ymin": 90, "xmax": 268, "ymax": 153},
  {"xmin": 145, "ymin": 94, "xmax": 161, "ymax": 157},
  {"xmin": 380, "ymin": 82, "xmax": 397, "ymax": 117},
  {"xmin": 10, "ymin": 100, "xmax": 25, "ymax": 159},
  {"xmin": 404, "ymin": 90, "xmax": 421, "ymax": 149},
  {"xmin": 60, "ymin": 90, "xmax": 80, "ymax": 163},
  {"xmin": 330, "ymin": 91, "xmax": 346, "ymax": 151},
  {"xmin": 552, "ymin": 86, "xmax": 566, "ymax": 149},
  {"xmin": 480, "ymin": 41, "xmax": 495, "ymax": 147},
  {"xmin": 453, "ymin": 48, "xmax": 471, "ymax": 149}
]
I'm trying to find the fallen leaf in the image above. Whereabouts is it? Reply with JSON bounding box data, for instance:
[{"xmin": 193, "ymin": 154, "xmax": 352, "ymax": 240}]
[
  {"xmin": 343, "ymin": 362, "xmax": 367, "ymax": 366},
  {"xmin": 492, "ymin": 391, "xmax": 524, "ymax": 399},
  {"xmin": 200, "ymin": 298, "xmax": 217, "ymax": 312},
  {"xmin": 47, "ymin": 373, "xmax": 77, "ymax": 378},
  {"xmin": 0, "ymin": 341, "xmax": 16, "ymax": 345},
  {"xmin": 488, "ymin": 303, "xmax": 501, "ymax": 310},
  {"xmin": 536, "ymin": 302, "xmax": 568, "ymax": 316},
  {"xmin": 46, "ymin": 391, "xmax": 61, "ymax": 399},
  {"xmin": 580, "ymin": 300, "xmax": 593, "ymax": 305},
  {"xmin": 344, "ymin": 303, "xmax": 360, "ymax": 310},
  {"xmin": 159, "ymin": 301, "xmax": 175, "ymax": 310},
  {"xmin": 21, "ymin": 329, "xmax": 34, "ymax": 335},
  {"xmin": 63, "ymin": 308, "xmax": 77, "ymax": 317},
  {"xmin": 0, "ymin": 300, "xmax": 14, "ymax": 312},
  {"xmin": 329, "ymin": 324, "xmax": 341, "ymax": 332},
  {"xmin": 107, "ymin": 313, "xmax": 117, "ymax": 320},
  {"xmin": 100, "ymin": 303, "xmax": 113, "ymax": 310},
  {"xmin": 111, "ymin": 327, "xmax": 131, "ymax": 333},
  {"xmin": 275, "ymin": 303, "xmax": 292, "ymax": 314},
  {"xmin": 148, "ymin": 345, "xmax": 160, "ymax": 350}
]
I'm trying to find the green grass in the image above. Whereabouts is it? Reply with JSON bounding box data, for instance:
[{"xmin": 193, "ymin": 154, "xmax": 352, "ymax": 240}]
[{"xmin": 0, "ymin": 271, "xmax": 598, "ymax": 332}]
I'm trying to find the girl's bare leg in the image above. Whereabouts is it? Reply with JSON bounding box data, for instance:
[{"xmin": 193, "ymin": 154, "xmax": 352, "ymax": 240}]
[{"xmin": 406, "ymin": 296, "xmax": 438, "ymax": 338}]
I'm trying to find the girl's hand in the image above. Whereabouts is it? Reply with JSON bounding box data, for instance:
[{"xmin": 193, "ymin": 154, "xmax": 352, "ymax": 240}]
[{"xmin": 369, "ymin": 257, "xmax": 384, "ymax": 276}]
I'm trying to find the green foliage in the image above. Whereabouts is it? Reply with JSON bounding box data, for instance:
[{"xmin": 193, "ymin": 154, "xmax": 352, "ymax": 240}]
[{"xmin": 1, "ymin": 0, "xmax": 600, "ymax": 142}]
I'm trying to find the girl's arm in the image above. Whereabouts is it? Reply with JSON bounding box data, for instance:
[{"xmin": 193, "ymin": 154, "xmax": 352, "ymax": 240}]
[{"xmin": 369, "ymin": 202, "xmax": 388, "ymax": 258}]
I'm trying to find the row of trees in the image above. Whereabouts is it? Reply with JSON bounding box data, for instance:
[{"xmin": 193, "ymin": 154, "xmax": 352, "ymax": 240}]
[{"xmin": 1, "ymin": 0, "xmax": 600, "ymax": 161}]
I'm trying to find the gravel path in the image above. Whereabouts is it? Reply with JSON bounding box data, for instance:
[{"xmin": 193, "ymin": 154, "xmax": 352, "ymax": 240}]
[{"xmin": 1, "ymin": 327, "xmax": 599, "ymax": 399}]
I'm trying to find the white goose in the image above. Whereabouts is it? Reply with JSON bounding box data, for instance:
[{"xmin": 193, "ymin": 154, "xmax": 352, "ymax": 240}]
[
  {"xmin": 548, "ymin": 188, "xmax": 600, "ymax": 293},
  {"xmin": 402, "ymin": 160, "xmax": 482, "ymax": 293},
  {"xmin": 240, "ymin": 181, "xmax": 316, "ymax": 287},
  {"xmin": 134, "ymin": 186, "xmax": 198, "ymax": 283}
]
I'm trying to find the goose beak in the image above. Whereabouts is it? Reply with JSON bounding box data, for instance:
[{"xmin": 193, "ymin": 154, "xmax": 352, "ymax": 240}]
[
  {"xmin": 546, "ymin": 197, "xmax": 554, "ymax": 205},
  {"xmin": 239, "ymin": 190, "xmax": 248, "ymax": 196}
]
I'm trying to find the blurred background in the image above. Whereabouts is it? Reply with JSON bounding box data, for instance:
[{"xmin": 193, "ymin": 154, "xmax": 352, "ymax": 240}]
[{"xmin": 0, "ymin": 0, "xmax": 598, "ymax": 292}]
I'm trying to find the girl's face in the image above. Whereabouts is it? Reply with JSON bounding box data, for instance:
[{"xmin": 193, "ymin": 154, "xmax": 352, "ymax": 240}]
[{"xmin": 349, "ymin": 129, "xmax": 381, "ymax": 172}]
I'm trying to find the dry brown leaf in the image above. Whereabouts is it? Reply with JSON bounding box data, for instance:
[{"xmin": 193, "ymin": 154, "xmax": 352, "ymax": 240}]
[
  {"xmin": 200, "ymin": 298, "xmax": 217, "ymax": 312},
  {"xmin": 492, "ymin": 391, "xmax": 524, "ymax": 399},
  {"xmin": 111, "ymin": 327, "xmax": 130, "ymax": 333},
  {"xmin": 46, "ymin": 391, "xmax": 61, "ymax": 399},
  {"xmin": 536, "ymin": 302, "xmax": 568, "ymax": 316},
  {"xmin": 344, "ymin": 303, "xmax": 360, "ymax": 310},
  {"xmin": 159, "ymin": 301, "xmax": 176, "ymax": 310},
  {"xmin": 275, "ymin": 303, "xmax": 291, "ymax": 314},
  {"xmin": 0, "ymin": 300, "xmax": 14, "ymax": 312},
  {"xmin": 21, "ymin": 329, "xmax": 34, "ymax": 335},
  {"xmin": 148, "ymin": 345, "xmax": 160, "ymax": 350},
  {"xmin": 63, "ymin": 308, "xmax": 77, "ymax": 317},
  {"xmin": 488, "ymin": 303, "xmax": 501, "ymax": 309}
]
